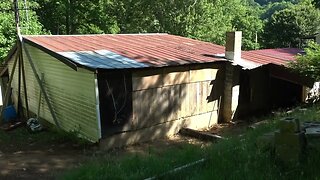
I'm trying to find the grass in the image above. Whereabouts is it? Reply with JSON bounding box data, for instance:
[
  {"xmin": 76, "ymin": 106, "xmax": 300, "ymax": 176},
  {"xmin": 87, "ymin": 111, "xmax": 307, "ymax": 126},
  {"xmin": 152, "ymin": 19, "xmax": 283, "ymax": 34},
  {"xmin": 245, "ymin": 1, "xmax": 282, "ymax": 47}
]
[
  {"xmin": 61, "ymin": 104, "xmax": 320, "ymax": 179},
  {"xmin": 62, "ymin": 144, "xmax": 206, "ymax": 180}
]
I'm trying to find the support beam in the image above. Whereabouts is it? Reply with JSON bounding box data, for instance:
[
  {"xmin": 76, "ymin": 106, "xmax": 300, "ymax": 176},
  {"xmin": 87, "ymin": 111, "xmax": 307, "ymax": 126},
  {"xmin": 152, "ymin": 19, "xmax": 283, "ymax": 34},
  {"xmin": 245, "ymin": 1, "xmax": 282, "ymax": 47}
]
[
  {"xmin": 20, "ymin": 45, "xmax": 29, "ymax": 119},
  {"xmin": 17, "ymin": 46, "xmax": 21, "ymax": 117},
  {"xmin": 21, "ymin": 43, "xmax": 60, "ymax": 128}
]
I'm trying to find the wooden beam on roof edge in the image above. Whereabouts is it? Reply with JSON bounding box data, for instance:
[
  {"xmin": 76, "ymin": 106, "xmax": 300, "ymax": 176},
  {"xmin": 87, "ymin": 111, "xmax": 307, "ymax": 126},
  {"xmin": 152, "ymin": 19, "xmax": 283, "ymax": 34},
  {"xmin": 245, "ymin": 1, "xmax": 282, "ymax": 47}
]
[
  {"xmin": 21, "ymin": 41, "xmax": 61, "ymax": 129},
  {"xmin": 267, "ymin": 63, "xmax": 314, "ymax": 88}
]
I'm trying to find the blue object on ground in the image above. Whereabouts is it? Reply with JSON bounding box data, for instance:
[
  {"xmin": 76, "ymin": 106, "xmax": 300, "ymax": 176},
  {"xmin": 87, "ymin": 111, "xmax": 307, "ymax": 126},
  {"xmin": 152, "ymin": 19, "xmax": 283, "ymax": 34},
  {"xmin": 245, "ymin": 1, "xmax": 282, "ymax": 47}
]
[{"xmin": 3, "ymin": 105, "xmax": 17, "ymax": 123}]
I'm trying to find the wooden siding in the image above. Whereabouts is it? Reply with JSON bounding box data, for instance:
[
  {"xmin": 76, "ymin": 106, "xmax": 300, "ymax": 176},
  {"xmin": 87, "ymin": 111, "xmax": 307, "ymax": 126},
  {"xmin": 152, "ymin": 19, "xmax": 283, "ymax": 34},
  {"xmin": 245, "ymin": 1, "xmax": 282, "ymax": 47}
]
[
  {"xmin": 100, "ymin": 111, "xmax": 217, "ymax": 149},
  {"xmin": 131, "ymin": 64, "xmax": 224, "ymax": 132},
  {"xmin": 8, "ymin": 44, "xmax": 99, "ymax": 142}
]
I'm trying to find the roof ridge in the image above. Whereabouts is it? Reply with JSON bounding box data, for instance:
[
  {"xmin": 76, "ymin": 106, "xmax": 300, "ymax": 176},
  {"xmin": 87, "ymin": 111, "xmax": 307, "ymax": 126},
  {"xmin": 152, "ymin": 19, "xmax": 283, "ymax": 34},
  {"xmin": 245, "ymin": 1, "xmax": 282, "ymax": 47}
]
[
  {"xmin": 23, "ymin": 33, "xmax": 169, "ymax": 38},
  {"xmin": 245, "ymin": 47, "xmax": 302, "ymax": 52}
]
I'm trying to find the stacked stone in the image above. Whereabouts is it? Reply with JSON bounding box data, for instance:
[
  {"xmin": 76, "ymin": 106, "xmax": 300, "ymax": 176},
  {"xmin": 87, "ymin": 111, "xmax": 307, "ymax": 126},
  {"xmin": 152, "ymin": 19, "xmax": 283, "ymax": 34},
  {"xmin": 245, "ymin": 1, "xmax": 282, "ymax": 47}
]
[{"xmin": 274, "ymin": 117, "xmax": 306, "ymax": 165}]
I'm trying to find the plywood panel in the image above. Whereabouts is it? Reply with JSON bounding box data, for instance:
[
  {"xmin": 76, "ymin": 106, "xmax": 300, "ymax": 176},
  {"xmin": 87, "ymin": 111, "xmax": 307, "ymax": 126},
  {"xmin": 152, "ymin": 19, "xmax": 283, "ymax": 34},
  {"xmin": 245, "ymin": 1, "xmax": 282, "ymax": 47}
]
[
  {"xmin": 132, "ymin": 67, "xmax": 190, "ymax": 91},
  {"xmin": 190, "ymin": 68, "xmax": 218, "ymax": 83},
  {"xmin": 100, "ymin": 111, "xmax": 218, "ymax": 149},
  {"xmin": 131, "ymin": 65, "xmax": 222, "ymax": 131},
  {"xmin": 132, "ymin": 73, "xmax": 164, "ymax": 91},
  {"xmin": 163, "ymin": 66, "xmax": 189, "ymax": 86},
  {"xmin": 188, "ymin": 83, "xmax": 197, "ymax": 116}
]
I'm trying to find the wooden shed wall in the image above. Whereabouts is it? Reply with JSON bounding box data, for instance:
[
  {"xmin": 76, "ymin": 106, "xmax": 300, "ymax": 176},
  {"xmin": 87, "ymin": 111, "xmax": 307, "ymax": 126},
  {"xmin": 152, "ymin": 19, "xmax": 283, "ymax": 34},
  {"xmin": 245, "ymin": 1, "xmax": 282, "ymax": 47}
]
[
  {"xmin": 8, "ymin": 44, "xmax": 100, "ymax": 142},
  {"xmin": 100, "ymin": 63, "xmax": 226, "ymax": 148},
  {"xmin": 131, "ymin": 63, "xmax": 224, "ymax": 138}
]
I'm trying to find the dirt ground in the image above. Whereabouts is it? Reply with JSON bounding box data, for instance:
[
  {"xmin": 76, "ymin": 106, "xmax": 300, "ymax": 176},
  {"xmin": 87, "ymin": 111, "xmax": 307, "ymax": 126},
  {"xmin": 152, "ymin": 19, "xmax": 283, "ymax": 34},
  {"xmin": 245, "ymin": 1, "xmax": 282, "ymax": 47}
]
[
  {"xmin": 0, "ymin": 122, "xmax": 248, "ymax": 180},
  {"xmin": 0, "ymin": 133, "xmax": 88, "ymax": 180}
]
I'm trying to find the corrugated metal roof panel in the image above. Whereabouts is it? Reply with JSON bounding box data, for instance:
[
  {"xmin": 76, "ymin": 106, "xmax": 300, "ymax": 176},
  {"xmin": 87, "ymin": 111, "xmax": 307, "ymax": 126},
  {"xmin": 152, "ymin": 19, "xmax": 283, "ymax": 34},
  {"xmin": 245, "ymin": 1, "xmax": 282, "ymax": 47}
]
[
  {"xmin": 58, "ymin": 50, "xmax": 149, "ymax": 69},
  {"xmin": 23, "ymin": 34, "xmax": 226, "ymax": 70},
  {"xmin": 242, "ymin": 48, "xmax": 302, "ymax": 66},
  {"xmin": 232, "ymin": 59, "xmax": 261, "ymax": 69}
]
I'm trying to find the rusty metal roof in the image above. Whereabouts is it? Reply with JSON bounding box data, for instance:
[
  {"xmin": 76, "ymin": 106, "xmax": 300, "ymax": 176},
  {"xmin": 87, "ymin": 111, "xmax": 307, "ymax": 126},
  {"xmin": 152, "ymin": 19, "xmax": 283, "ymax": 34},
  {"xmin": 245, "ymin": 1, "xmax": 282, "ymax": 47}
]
[
  {"xmin": 242, "ymin": 48, "xmax": 303, "ymax": 66},
  {"xmin": 22, "ymin": 34, "xmax": 302, "ymax": 70},
  {"xmin": 23, "ymin": 34, "xmax": 226, "ymax": 70}
]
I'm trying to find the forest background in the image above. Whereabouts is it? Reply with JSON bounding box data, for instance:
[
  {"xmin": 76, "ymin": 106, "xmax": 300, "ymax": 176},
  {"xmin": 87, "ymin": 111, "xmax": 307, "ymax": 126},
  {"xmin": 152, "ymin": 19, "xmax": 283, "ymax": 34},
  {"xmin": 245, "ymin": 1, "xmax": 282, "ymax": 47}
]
[{"xmin": 0, "ymin": 0, "xmax": 319, "ymax": 60}]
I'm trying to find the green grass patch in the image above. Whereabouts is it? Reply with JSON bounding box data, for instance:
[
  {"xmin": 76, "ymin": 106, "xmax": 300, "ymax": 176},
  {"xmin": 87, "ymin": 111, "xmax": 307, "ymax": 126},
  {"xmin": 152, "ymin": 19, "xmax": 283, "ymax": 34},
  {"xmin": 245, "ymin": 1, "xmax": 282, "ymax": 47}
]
[
  {"xmin": 62, "ymin": 144, "xmax": 205, "ymax": 180},
  {"xmin": 61, "ymin": 104, "xmax": 320, "ymax": 179}
]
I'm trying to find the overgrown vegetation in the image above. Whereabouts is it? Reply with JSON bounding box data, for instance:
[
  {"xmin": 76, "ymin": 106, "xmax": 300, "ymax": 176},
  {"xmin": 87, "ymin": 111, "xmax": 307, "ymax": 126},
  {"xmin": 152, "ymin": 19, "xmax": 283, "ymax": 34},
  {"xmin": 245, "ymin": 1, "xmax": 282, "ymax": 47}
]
[
  {"xmin": 289, "ymin": 41, "xmax": 320, "ymax": 80},
  {"xmin": 61, "ymin": 104, "xmax": 320, "ymax": 179},
  {"xmin": 262, "ymin": 0, "xmax": 320, "ymax": 48}
]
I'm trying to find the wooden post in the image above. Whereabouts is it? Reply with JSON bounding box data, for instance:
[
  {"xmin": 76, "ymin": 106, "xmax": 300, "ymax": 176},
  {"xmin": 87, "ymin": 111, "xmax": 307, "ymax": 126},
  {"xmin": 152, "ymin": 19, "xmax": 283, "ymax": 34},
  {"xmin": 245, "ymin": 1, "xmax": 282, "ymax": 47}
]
[
  {"xmin": 19, "ymin": 43, "xmax": 29, "ymax": 119},
  {"xmin": 11, "ymin": 0, "xmax": 29, "ymax": 121},
  {"xmin": 17, "ymin": 46, "xmax": 21, "ymax": 117},
  {"xmin": 22, "ymin": 43, "xmax": 60, "ymax": 128}
]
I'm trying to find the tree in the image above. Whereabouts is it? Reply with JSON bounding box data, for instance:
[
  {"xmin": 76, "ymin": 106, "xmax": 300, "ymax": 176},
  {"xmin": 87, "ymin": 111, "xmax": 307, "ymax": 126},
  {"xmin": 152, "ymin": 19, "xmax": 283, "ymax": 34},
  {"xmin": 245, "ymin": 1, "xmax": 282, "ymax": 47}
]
[
  {"xmin": 261, "ymin": 1, "xmax": 293, "ymax": 20},
  {"xmin": 33, "ymin": 0, "xmax": 263, "ymax": 50},
  {"xmin": 183, "ymin": 0, "xmax": 263, "ymax": 50},
  {"xmin": 0, "ymin": 1, "xmax": 44, "ymax": 60},
  {"xmin": 35, "ymin": 0, "xmax": 120, "ymax": 34},
  {"xmin": 289, "ymin": 41, "xmax": 320, "ymax": 80},
  {"xmin": 232, "ymin": 3, "xmax": 264, "ymax": 49},
  {"xmin": 262, "ymin": 0, "xmax": 320, "ymax": 48}
]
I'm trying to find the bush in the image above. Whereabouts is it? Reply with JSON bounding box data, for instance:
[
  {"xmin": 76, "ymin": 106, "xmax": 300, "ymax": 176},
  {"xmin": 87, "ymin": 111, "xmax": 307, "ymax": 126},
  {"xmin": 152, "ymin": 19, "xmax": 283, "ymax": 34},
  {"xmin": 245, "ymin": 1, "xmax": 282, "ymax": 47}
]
[{"xmin": 289, "ymin": 41, "xmax": 320, "ymax": 81}]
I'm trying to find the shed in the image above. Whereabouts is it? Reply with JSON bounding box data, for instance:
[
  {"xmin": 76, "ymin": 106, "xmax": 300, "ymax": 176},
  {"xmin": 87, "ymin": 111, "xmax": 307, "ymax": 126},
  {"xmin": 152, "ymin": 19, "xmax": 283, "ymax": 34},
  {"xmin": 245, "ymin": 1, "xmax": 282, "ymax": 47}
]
[
  {"xmin": 3, "ymin": 34, "xmax": 235, "ymax": 145},
  {"xmin": 1, "ymin": 33, "xmax": 312, "ymax": 147},
  {"xmin": 237, "ymin": 48, "xmax": 313, "ymax": 117}
]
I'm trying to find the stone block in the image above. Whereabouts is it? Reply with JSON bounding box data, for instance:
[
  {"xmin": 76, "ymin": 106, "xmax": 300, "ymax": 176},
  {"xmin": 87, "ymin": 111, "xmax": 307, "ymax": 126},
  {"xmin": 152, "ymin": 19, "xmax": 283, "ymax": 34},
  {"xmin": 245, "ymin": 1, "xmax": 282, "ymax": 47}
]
[
  {"xmin": 275, "ymin": 131, "xmax": 305, "ymax": 147},
  {"xmin": 305, "ymin": 127, "xmax": 320, "ymax": 151},
  {"xmin": 279, "ymin": 117, "xmax": 300, "ymax": 134},
  {"xmin": 274, "ymin": 131, "xmax": 306, "ymax": 165}
]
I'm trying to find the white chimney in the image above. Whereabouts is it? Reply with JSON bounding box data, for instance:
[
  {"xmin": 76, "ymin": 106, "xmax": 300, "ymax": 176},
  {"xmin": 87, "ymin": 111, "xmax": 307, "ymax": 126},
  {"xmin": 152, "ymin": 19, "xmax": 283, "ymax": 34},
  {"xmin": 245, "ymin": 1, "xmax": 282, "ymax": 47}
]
[{"xmin": 225, "ymin": 31, "xmax": 242, "ymax": 61}]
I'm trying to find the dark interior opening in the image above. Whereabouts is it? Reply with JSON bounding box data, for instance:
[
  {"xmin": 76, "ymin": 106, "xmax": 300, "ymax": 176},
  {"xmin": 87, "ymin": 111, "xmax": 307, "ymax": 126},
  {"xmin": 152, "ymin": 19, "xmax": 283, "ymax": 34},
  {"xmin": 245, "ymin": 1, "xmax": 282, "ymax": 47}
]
[
  {"xmin": 270, "ymin": 77, "xmax": 302, "ymax": 109},
  {"xmin": 97, "ymin": 71, "xmax": 132, "ymax": 137}
]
